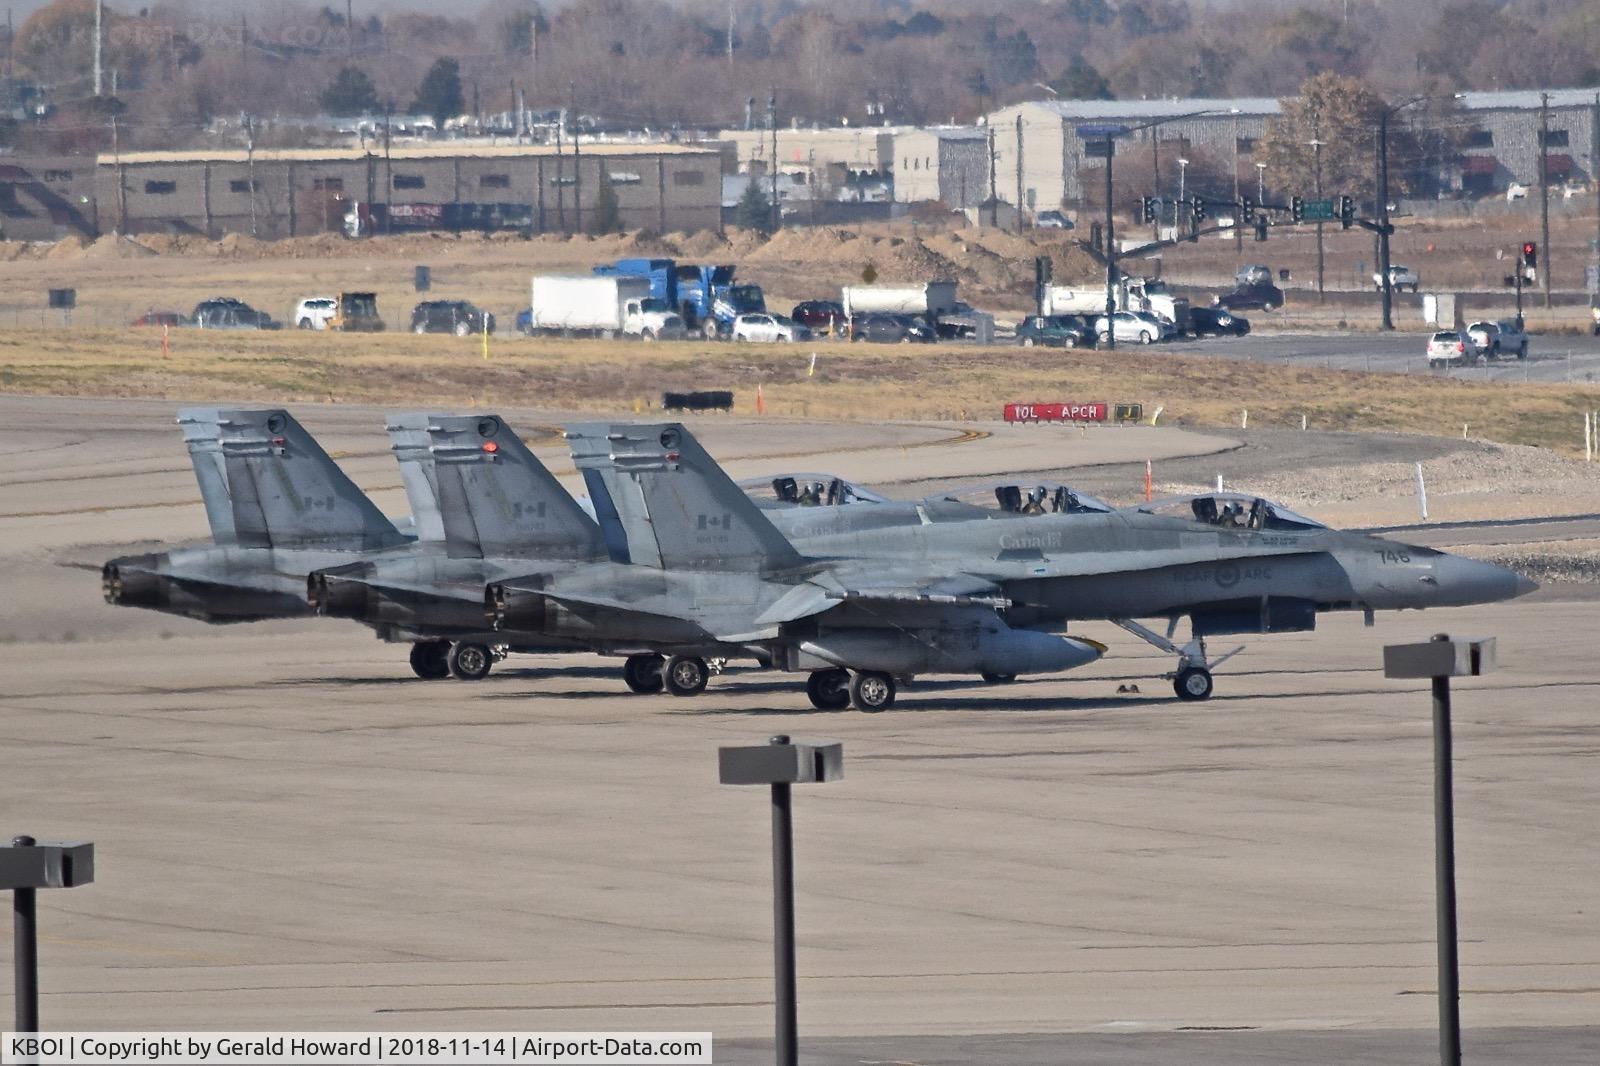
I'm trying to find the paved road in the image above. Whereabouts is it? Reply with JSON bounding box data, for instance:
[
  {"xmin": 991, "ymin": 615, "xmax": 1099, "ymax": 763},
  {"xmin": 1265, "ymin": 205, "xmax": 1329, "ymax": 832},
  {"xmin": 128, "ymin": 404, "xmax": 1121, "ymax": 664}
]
[{"xmin": 1159, "ymin": 330, "xmax": 1600, "ymax": 383}]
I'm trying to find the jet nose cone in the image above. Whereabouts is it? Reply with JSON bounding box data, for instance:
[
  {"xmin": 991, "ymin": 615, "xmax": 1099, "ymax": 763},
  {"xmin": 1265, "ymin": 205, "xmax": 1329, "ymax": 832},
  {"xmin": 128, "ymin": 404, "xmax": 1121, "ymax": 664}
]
[{"xmin": 1434, "ymin": 554, "xmax": 1537, "ymax": 606}]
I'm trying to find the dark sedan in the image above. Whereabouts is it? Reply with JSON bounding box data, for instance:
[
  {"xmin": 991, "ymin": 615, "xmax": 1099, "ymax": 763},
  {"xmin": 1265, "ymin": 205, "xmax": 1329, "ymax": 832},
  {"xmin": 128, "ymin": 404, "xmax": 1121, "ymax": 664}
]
[
  {"xmin": 1213, "ymin": 284, "xmax": 1283, "ymax": 312},
  {"xmin": 1188, "ymin": 306, "xmax": 1251, "ymax": 337},
  {"xmin": 850, "ymin": 313, "xmax": 936, "ymax": 344},
  {"xmin": 1015, "ymin": 314, "xmax": 1094, "ymax": 348}
]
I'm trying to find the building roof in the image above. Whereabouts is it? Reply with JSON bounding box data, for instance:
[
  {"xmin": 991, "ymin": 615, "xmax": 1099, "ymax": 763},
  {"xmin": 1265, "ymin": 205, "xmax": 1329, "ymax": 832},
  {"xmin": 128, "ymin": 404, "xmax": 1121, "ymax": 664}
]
[
  {"xmin": 99, "ymin": 142, "xmax": 718, "ymax": 166},
  {"xmin": 1459, "ymin": 88, "xmax": 1600, "ymax": 111},
  {"xmin": 901, "ymin": 126, "xmax": 988, "ymax": 141},
  {"xmin": 1007, "ymin": 98, "xmax": 1281, "ymax": 122}
]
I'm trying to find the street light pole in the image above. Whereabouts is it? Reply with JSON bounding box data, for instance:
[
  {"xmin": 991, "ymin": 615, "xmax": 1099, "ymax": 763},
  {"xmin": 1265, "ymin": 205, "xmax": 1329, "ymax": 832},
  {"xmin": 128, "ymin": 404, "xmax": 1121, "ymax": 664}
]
[
  {"xmin": 1104, "ymin": 134, "xmax": 1117, "ymax": 351},
  {"xmin": 1255, "ymin": 162, "xmax": 1266, "ymax": 207},
  {"xmin": 1378, "ymin": 107, "xmax": 1394, "ymax": 330},
  {"xmin": 1176, "ymin": 157, "xmax": 1189, "ymax": 239},
  {"xmin": 1312, "ymin": 127, "xmax": 1325, "ymax": 302},
  {"xmin": 1540, "ymin": 92, "xmax": 1552, "ymax": 308},
  {"xmin": 1233, "ymin": 112, "xmax": 1243, "ymax": 252}
]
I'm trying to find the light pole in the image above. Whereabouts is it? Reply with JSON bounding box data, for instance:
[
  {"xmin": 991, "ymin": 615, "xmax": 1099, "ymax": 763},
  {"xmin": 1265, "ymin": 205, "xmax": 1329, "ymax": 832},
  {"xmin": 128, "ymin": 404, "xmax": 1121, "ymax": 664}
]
[
  {"xmin": 1176, "ymin": 157, "xmax": 1189, "ymax": 239},
  {"xmin": 1311, "ymin": 132, "xmax": 1325, "ymax": 301},
  {"xmin": 1255, "ymin": 161, "xmax": 1267, "ymax": 206}
]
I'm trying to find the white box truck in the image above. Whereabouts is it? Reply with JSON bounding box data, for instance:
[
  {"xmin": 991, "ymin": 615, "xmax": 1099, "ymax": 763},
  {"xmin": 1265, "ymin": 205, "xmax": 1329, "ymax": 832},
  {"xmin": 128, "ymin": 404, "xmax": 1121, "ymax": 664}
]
[
  {"xmin": 1044, "ymin": 277, "xmax": 1190, "ymax": 333},
  {"xmin": 527, "ymin": 275, "xmax": 686, "ymax": 340}
]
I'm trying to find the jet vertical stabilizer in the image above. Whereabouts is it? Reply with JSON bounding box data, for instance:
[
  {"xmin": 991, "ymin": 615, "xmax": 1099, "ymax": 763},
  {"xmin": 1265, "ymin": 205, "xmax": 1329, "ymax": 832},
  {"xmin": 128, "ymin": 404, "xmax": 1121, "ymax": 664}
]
[
  {"xmin": 414, "ymin": 414, "xmax": 606, "ymax": 562},
  {"xmin": 178, "ymin": 408, "xmax": 238, "ymax": 545},
  {"xmin": 566, "ymin": 422, "xmax": 804, "ymax": 573},
  {"xmin": 386, "ymin": 413, "xmax": 447, "ymax": 544},
  {"xmin": 183, "ymin": 408, "xmax": 407, "ymax": 552}
]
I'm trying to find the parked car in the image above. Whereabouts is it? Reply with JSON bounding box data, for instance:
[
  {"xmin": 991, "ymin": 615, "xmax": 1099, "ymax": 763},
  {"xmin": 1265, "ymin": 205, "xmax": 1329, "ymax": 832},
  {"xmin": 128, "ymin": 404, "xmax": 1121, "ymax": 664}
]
[
  {"xmin": 1466, "ymin": 318, "xmax": 1528, "ymax": 359},
  {"xmin": 850, "ymin": 313, "xmax": 936, "ymax": 344},
  {"xmin": 1035, "ymin": 210, "xmax": 1074, "ymax": 229},
  {"xmin": 1188, "ymin": 306, "xmax": 1251, "ymax": 337},
  {"xmin": 294, "ymin": 297, "xmax": 337, "ymax": 330},
  {"xmin": 1094, "ymin": 310, "xmax": 1166, "ymax": 345},
  {"xmin": 192, "ymin": 297, "xmax": 277, "ymax": 330},
  {"xmin": 1214, "ymin": 284, "xmax": 1284, "ymax": 312},
  {"xmin": 411, "ymin": 300, "xmax": 495, "ymax": 336},
  {"xmin": 131, "ymin": 310, "xmax": 188, "ymax": 328},
  {"xmin": 1427, "ymin": 330, "xmax": 1470, "ymax": 368},
  {"xmin": 790, "ymin": 300, "xmax": 846, "ymax": 335},
  {"xmin": 1014, "ymin": 314, "xmax": 1093, "ymax": 348},
  {"xmin": 732, "ymin": 312, "xmax": 809, "ymax": 342},
  {"xmin": 1374, "ymin": 264, "xmax": 1421, "ymax": 293}
]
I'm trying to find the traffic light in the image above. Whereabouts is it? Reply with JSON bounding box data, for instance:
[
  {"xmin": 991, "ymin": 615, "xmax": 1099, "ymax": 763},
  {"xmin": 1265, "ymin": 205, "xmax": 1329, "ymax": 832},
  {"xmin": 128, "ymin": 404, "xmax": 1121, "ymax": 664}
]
[
  {"xmin": 1139, "ymin": 195, "xmax": 1157, "ymax": 225},
  {"xmin": 1339, "ymin": 195, "xmax": 1354, "ymax": 229},
  {"xmin": 1253, "ymin": 216, "xmax": 1269, "ymax": 242},
  {"xmin": 1290, "ymin": 196, "xmax": 1304, "ymax": 223},
  {"xmin": 1521, "ymin": 241, "xmax": 1538, "ymax": 269},
  {"xmin": 1238, "ymin": 196, "xmax": 1254, "ymax": 223},
  {"xmin": 1191, "ymin": 196, "xmax": 1206, "ymax": 221},
  {"xmin": 1034, "ymin": 255, "xmax": 1052, "ymax": 287}
]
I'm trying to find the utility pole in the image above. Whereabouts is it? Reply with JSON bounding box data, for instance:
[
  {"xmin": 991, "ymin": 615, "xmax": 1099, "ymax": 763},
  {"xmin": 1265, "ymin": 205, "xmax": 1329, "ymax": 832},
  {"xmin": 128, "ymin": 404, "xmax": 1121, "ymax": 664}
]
[
  {"xmin": 346, "ymin": 0, "xmax": 354, "ymax": 59},
  {"xmin": 245, "ymin": 114, "xmax": 259, "ymax": 238},
  {"xmin": 1594, "ymin": 92, "xmax": 1599, "ymax": 295},
  {"xmin": 1540, "ymin": 92, "xmax": 1552, "ymax": 308},
  {"xmin": 769, "ymin": 89, "xmax": 779, "ymax": 233},
  {"xmin": 1015, "ymin": 114, "xmax": 1025, "ymax": 227},
  {"xmin": 1378, "ymin": 108, "xmax": 1395, "ymax": 330},
  {"xmin": 112, "ymin": 81, "xmax": 125, "ymax": 233},
  {"xmin": 987, "ymin": 125, "xmax": 998, "ymax": 227},
  {"xmin": 1312, "ymin": 114, "xmax": 1325, "ymax": 302},
  {"xmin": 1103, "ymin": 135, "xmax": 1117, "ymax": 351},
  {"xmin": 1151, "ymin": 131, "xmax": 1161, "ymax": 241},
  {"xmin": 382, "ymin": 101, "xmax": 392, "ymax": 234},
  {"xmin": 727, "ymin": 0, "xmax": 734, "ymax": 66},
  {"xmin": 1233, "ymin": 112, "xmax": 1243, "ymax": 252},
  {"xmin": 93, "ymin": 0, "xmax": 103, "ymax": 96},
  {"xmin": 555, "ymin": 108, "xmax": 566, "ymax": 232},
  {"xmin": 571, "ymin": 82, "xmax": 582, "ymax": 233},
  {"xmin": 1176, "ymin": 157, "xmax": 1188, "ymax": 239}
]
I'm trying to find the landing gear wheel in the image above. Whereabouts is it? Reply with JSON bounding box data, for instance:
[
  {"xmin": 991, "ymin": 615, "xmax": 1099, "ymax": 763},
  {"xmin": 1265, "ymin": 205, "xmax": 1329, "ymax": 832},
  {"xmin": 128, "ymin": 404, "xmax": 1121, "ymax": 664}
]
[
  {"xmin": 980, "ymin": 671, "xmax": 1017, "ymax": 685},
  {"xmin": 623, "ymin": 653, "xmax": 664, "ymax": 694},
  {"xmin": 849, "ymin": 671, "xmax": 896, "ymax": 712},
  {"xmin": 448, "ymin": 642, "xmax": 493, "ymax": 681},
  {"xmin": 1173, "ymin": 667, "xmax": 1213, "ymax": 701},
  {"xmin": 805, "ymin": 668, "xmax": 851, "ymax": 711},
  {"xmin": 663, "ymin": 655, "xmax": 709, "ymax": 696},
  {"xmin": 409, "ymin": 641, "xmax": 450, "ymax": 680}
]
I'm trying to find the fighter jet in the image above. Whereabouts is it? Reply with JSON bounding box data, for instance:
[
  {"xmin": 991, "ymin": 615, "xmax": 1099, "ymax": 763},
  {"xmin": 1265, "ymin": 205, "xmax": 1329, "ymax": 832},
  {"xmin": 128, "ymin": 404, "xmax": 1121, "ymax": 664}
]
[
  {"xmin": 102, "ymin": 408, "xmax": 414, "ymax": 626},
  {"xmin": 512, "ymin": 421, "xmax": 1534, "ymax": 709}
]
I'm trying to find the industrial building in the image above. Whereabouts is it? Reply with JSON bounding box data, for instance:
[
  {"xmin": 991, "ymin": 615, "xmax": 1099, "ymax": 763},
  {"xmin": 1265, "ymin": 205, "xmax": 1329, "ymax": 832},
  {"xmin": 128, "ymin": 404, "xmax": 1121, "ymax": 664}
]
[
  {"xmin": 1453, "ymin": 89, "xmax": 1600, "ymax": 195},
  {"xmin": 717, "ymin": 126, "xmax": 900, "ymax": 180},
  {"xmin": 892, "ymin": 127, "xmax": 989, "ymax": 209}
]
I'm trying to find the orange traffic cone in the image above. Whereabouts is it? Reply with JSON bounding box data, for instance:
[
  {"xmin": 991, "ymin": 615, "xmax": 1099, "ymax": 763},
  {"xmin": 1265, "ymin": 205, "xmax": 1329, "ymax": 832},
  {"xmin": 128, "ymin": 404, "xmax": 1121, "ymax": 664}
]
[{"xmin": 755, "ymin": 383, "xmax": 767, "ymax": 415}]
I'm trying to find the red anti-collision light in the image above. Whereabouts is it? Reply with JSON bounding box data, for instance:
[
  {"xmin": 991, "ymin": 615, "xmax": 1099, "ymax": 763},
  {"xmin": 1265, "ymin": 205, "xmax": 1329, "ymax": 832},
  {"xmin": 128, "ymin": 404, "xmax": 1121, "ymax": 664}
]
[{"xmin": 482, "ymin": 441, "xmax": 499, "ymax": 453}]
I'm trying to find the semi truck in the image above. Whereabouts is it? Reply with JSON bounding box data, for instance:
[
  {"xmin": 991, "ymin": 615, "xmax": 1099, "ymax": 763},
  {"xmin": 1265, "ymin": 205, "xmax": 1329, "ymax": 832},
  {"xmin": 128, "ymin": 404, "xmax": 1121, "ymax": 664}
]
[
  {"xmin": 526, "ymin": 275, "xmax": 686, "ymax": 340},
  {"xmin": 1043, "ymin": 277, "xmax": 1190, "ymax": 333},
  {"xmin": 841, "ymin": 281, "xmax": 960, "ymax": 319},
  {"xmin": 592, "ymin": 258, "xmax": 766, "ymax": 339}
]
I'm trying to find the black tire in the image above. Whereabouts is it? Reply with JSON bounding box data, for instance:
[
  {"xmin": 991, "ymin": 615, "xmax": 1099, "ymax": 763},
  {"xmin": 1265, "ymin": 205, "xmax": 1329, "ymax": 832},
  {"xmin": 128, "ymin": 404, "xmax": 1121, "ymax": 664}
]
[
  {"xmin": 623, "ymin": 653, "xmax": 665, "ymax": 694},
  {"xmin": 663, "ymin": 655, "xmax": 709, "ymax": 697},
  {"xmin": 1263, "ymin": 301, "xmax": 1278, "ymax": 311},
  {"xmin": 298, "ymin": 318, "xmax": 313, "ymax": 330},
  {"xmin": 805, "ymin": 668, "xmax": 851, "ymax": 711},
  {"xmin": 448, "ymin": 642, "xmax": 493, "ymax": 681},
  {"xmin": 980, "ymin": 671, "xmax": 1017, "ymax": 685},
  {"xmin": 849, "ymin": 670, "xmax": 896, "ymax": 712},
  {"xmin": 409, "ymin": 641, "xmax": 450, "ymax": 680},
  {"xmin": 702, "ymin": 320, "xmax": 721, "ymax": 341},
  {"xmin": 1021, "ymin": 336, "xmax": 1036, "ymax": 348},
  {"xmin": 1173, "ymin": 667, "xmax": 1213, "ymax": 701},
  {"xmin": 1518, "ymin": 343, "xmax": 1527, "ymax": 360},
  {"xmin": 1139, "ymin": 331, "xmax": 1154, "ymax": 344},
  {"xmin": 454, "ymin": 320, "xmax": 473, "ymax": 337},
  {"xmin": 413, "ymin": 322, "xmax": 428, "ymax": 335}
]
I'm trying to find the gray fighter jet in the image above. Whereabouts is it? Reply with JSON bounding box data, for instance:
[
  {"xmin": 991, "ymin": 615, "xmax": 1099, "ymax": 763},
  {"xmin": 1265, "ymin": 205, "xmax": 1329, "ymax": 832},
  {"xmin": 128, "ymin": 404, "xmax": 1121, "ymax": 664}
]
[
  {"xmin": 102, "ymin": 408, "xmax": 414, "ymax": 625},
  {"xmin": 507, "ymin": 421, "xmax": 1534, "ymax": 709}
]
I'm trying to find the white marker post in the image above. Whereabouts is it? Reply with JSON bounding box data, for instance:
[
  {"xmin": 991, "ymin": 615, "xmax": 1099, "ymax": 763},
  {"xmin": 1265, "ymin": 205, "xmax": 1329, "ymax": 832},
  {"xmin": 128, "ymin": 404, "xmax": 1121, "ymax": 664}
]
[
  {"xmin": 1216, "ymin": 473, "xmax": 1223, "ymax": 492},
  {"xmin": 1416, "ymin": 462, "xmax": 1429, "ymax": 521},
  {"xmin": 1241, "ymin": 408, "xmax": 1249, "ymax": 429}
]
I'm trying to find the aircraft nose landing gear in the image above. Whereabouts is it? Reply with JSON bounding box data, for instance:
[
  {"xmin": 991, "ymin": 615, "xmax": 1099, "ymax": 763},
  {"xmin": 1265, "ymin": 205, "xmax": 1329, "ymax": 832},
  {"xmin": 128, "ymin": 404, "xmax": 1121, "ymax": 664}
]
[{"xmin": 1112, "ymin": 618, "xmax": 1241, "ymax": 702}]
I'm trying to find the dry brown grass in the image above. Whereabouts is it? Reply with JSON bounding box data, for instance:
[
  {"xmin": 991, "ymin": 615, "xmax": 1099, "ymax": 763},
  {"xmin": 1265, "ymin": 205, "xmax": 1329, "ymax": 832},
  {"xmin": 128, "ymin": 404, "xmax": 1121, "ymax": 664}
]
[{"xmin": 3, "ymin": 328, "xmax": 1597, "ymax": 456}]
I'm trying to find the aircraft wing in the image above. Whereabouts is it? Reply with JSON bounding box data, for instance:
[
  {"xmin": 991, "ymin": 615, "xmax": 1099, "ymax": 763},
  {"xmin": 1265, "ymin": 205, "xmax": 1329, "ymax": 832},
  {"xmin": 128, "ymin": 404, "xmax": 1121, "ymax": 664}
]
[{"xmin": 740, "ymin": 568, "xmax": 1008, "ymax": 637}]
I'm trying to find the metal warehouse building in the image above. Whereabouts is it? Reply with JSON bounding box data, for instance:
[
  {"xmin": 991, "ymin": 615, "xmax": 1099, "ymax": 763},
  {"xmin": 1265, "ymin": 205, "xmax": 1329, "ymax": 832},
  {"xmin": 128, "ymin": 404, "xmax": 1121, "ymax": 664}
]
[
  {"xmin": 892, "ymin": 127, "xmax": 990, "ymax": 209},
  {"xmin": 87, "ymin": 142, "xmax": 722, "ymax": 239}
]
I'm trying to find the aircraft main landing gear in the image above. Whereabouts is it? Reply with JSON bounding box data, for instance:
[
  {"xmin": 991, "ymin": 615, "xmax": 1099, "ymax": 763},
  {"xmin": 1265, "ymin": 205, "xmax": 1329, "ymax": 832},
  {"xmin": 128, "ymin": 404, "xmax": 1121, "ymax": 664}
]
[
  {"xmin": 849, "ymin": 670, "xmax": 896, "ymax": 712},
  {"xmin": 805, "ymin": 668, "xmax": 850, "ymax": 711},
  {"xmin": 663, "ymin": 655, "xmax": 709, "ymax": 696},
  {"xmin": 409, "ymin": 641, "xmax": 450, "ymax": 680},
  {"xmin": 447, "ymin": 642, "xmax": 494, "ymax": 681},
  {"xmin": 623, "ymin": 653, "xmax": 665, "ymax": 694}
]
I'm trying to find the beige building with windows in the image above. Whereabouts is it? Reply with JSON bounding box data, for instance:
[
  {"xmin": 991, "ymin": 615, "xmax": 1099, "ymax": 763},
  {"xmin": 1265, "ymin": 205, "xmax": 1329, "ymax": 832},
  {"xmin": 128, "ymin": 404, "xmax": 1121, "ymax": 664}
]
[
  {"xmin": 891, "ymin": 127, "xmax": 989, "ymax": 208},
  {"xmin": 91, "ymin": 142, "xmax": 723, "ymax": 237},
  {"xmin": 716, "ymin": 127, "xmax": 902, "ymax": 178}
]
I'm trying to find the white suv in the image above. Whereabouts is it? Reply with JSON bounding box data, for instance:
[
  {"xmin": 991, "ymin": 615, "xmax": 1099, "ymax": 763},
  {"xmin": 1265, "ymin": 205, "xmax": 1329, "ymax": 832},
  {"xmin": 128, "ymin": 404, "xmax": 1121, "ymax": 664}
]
[
  {"xmin": 731, "ymin": 312, "xmax": 809, "ymax": 342},
  {"xmin": 294, "ymin": 296, "xmax": 336, "ymax": 330}
]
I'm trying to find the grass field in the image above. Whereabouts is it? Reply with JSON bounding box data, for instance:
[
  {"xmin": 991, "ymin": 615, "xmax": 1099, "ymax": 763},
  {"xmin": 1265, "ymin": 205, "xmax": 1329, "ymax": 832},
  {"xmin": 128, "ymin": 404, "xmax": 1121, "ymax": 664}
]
[{"xmin": 3, "ymin": 328, "xmax": 1597, "ymax": 456}]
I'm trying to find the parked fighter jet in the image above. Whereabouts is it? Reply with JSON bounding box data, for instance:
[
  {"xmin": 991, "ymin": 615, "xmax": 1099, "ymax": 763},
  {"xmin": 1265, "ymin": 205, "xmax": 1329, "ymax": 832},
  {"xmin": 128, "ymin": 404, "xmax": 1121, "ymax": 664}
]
[
  {"xmin": 102, "ymin": 408, "xmax": 413, "ymax": 625},
  {"xmin": 524, "ymin": 422, "xmax": 1535, "ymax": 708}
]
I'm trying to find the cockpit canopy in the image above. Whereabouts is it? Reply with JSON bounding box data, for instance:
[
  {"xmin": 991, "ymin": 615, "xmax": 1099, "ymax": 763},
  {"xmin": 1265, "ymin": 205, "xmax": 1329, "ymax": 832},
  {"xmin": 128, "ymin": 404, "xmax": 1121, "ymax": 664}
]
[
  {"xmin": 927, "ymin": 482, "xmax": 1114, "ymax": 516},
  {"xmin": 738, "ymin": 473, "xmax": 893, "ymax": 508},
  {"xmin": 1136, "ymin": 492, "xmax": 1327, "ymax": 532}
]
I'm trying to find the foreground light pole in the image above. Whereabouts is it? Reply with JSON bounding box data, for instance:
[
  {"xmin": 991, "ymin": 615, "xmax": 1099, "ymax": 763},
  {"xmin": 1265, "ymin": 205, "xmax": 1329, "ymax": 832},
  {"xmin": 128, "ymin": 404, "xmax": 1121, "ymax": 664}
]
[
  {"xmin": 1382, "ymin": 634, "xmax": 1496, "ymax": 1066},
  {"xmin": 718, "ymin": 736, "xmax": 844, "ymax": 1066},
  {"xmin": 2, "ymin": 836, "xmax": 95, "ymax": 1031}
]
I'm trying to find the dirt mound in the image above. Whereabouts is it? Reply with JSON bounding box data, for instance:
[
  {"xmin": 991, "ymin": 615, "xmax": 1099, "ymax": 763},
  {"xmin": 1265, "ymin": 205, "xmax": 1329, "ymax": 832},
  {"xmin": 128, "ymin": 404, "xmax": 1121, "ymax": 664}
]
[
  {"xmin": 0, "ymin": 242, "xmax": 39, "ymax": 262},
  {"xmin": 84, "ymin": 234, "xmax": 158, "ymax": 259},
  {"xmin": 672, "ymin": 230, "xmax": 732, "ymax": 258},
  {"xmin": 218, "ymin": 232, "xmax": 267, "ymax": 257},
  {"xmin": 43, "ymin": 235, "xmax": 90, "ymax": 260},
  {"xmin": 612, "ymin": 230, "xmax": 681, "ymax": 257}
]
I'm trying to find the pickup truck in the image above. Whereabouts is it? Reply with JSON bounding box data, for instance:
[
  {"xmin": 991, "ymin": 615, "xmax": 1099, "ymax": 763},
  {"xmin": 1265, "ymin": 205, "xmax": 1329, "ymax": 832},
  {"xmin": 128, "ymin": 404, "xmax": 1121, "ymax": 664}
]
[{"xmin": 1373, "ymin": 264, "xmax": 1420, "ymax": 293}]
